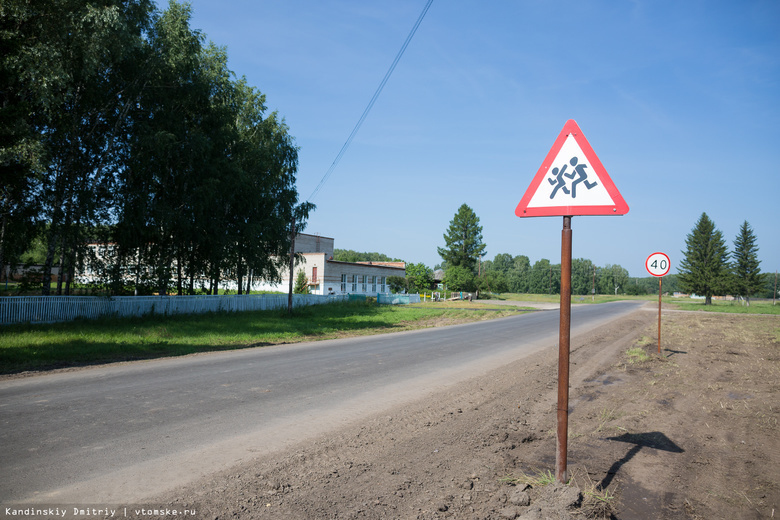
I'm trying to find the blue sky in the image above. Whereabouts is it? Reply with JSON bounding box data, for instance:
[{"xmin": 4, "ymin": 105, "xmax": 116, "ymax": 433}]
[{"xmin": 181, "ymin": 0, "xmax": 778, "ymax": 277}]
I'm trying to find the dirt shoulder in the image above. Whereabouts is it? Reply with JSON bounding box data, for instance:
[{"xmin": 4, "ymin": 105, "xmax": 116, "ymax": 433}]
[{"xmin": 152, "ymin": 308, "xmax": 779, "ymax": 520}]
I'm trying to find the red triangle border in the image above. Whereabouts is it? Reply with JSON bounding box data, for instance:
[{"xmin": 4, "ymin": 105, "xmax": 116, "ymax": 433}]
[{"xmin": 515, "ymin": 120, "xmax": 629, "ymax": 217}]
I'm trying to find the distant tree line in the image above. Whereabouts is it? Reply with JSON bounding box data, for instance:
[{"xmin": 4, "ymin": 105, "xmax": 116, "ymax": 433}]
[
  {"xmin": 332, "ymin": 250, "xmax": 403, "ymax": 263},
  {"xmin": 432, "ymin": 204, "xmax": 636, "ymax": 295},
  {"xmin": 430, "ymin": 207, "xmax": 774, "ymax": 301},
  {"xmin": 1, "ymin": 0, "xmax": 312, "ymax": 296},
  {"xmin": 476, "ymin": 256, "xmax": 634, "ymax": 296}
]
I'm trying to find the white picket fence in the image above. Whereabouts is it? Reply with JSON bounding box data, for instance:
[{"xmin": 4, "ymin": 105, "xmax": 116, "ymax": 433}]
[
  {"xmin": 0, "ymin": 294, "xmax": 349, "ymax": 326},
  {"xmin": 377, "ymin": 293, "xmax": 421, "ymax": 305}
]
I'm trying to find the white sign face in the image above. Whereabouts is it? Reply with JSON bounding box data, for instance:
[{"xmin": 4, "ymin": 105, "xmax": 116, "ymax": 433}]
[
  {"xmin": 515, "ymin": 119, "xmax": 628, "ymax": 217},
  {"xmin": 526, "ymin": 134, "xmax": 617, "ymax": 209},
  {"xmin": 646, "ymin": 252, "xmax": 671, "ymax": 277}
]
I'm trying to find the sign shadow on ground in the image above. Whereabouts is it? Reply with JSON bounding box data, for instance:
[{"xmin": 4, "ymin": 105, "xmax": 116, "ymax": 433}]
[{"xmin": 599, "ymin": 432, "xmax": 684, "ymax": 490}]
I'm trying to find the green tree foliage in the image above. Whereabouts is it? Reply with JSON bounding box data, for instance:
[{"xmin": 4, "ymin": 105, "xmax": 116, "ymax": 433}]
[
  {"xmin": 571, "ymin": 258, "xmax": 596, "ymax": 296},
  {"xmin": 2, "ymin": 0, "xmax": 155, "ymax": 294},
  {"xmin": 627, "ymin": 274, "xmax": 679, "ymax": 295},
  {"xmin": 625, "ymin": 281, "xmax": 648, "ymax": 295},
  {"xmin": 293, "ymin": 270, "xmax": 309, "ymax": 294},
  {"xmin": 491, "ymin": 253, "xmax": 514, "ymax": 273},
  {"xmin": 437, "ymin": 204, "xmax": 486, "ymax": 273},
  {"xmin": 387, "ymin": 275, "xmax": 407, "ymax": 294},
  {"xmin": 333, "ymin": 250, "xmax": 402, "ymax": 263},
  {"xmin": 115, "ymin": 2, "xmax": 214, "ymax": 295},
  {"xmin": 679, "ymin": 213, "xmax": 729, "ymax": 305},
  {"xmin": 405, "ymin": 262, "xmax": 434, "ymax": 293},
  {"xmin": 731, "ymin": 221, "xmax": 762, "ymax": 305},
  {"xmin": 764, "ymin": 271, "xmax": 778, "ymax": 300},
  {"xmin": 2, "ymin": 0, "xmax": 311, "ymax": 295},
  {"xmin": 528, "ymin": 259, "xmax": 560, "ymax": 294},
  {"xmin": 0, "ymin": 0, "xmax": 47, "ymax": 275},
  {"xmin": 598, "ymin": 264, "xmax": 630, "ymax": 295},
  {"xmin": 444, "ymin": 265, "xmax": 476, "ymax": 292},
  {"xmin": 477, "ymin": 270, "xmax": 508, "ymax": 294},
  {"xmin": 508, "ymin": 255, "xmax": 531, "ymax": 293},
  {"xmin": 480, "ymin": 252, "xmax": 632, "ymax": 296}
]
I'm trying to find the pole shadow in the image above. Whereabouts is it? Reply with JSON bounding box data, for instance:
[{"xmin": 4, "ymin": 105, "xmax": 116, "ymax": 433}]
[
  {"xmin": 599, "ymin": 432, "xmax": 684, "ymax": 490},
  {"xmin": 664, "ymin": 349, "xmax": 688, "ymax": 358}
]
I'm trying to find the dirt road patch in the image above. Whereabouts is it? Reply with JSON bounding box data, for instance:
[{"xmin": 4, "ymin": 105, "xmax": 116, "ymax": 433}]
[{"xmin": 152, "ymin": 310, "xmax": 778, "ymax": 519}]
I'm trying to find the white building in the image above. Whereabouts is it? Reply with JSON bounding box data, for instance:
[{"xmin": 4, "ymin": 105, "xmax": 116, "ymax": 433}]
[
  {"xmin": 257, "ymin": 234, "xmax": 406, "ymax": 295},
  {"xmin": 77, "ymin": 234, "xmax": 405, "ymax": 295}
]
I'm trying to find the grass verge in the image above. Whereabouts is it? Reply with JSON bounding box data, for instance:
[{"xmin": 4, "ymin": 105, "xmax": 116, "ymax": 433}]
[
  {"xmin": 666, "ymin": 300, "xmax": 780, "ymax": 314},
  {"xmin": 626, "ymin": 347, "xmax": 652, "ymax": 364},
  {"xmin": 572, "ymin": 468, "xmax": 619, "ymax": 519},
  {"xmin": 500, "ymin": 469, "xmax": 557, "ymax": 488},
  {"xmin": 0, "ymin": 301, "xmax": 521, "ymax": 375}
]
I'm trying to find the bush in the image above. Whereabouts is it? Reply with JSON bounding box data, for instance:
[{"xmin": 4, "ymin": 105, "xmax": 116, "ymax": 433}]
[
  {"xmin": 625, "ymin": 284, "xmax": 648, "ymax": 296},
  {"xmin": 444, "ymin": 265, "xmax": 476, "ymax": 292}
]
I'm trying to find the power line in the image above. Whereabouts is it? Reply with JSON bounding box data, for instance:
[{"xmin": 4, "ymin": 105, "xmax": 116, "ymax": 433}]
[{"xmin": 307, "ymin": 0, "xmax": 434, "ymax": 202}]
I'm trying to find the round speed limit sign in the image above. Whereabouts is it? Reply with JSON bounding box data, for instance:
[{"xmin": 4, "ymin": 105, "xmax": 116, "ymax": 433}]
[{"xmin": 646, "ymin": 252, "xmax": 671, "ymax": 277}]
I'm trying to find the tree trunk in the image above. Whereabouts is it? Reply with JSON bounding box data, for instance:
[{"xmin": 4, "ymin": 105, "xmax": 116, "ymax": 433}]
[
  {"xmin": 56, "ymin": 231, "xmax": 66, "ymax": 295},
  {"xmin": 188, "ymin": 247, "xmax": 195, "ymax": 295},
  {"xmin": 41, "ymin": 227, "xmax": 59, "ymax": 296},
  {"xmin": 66, "ymin": 261, "xmax": 75, "ymax": 295},
  {"xmin": 176, "ymin": 252, "xmax": 183, "ymax": 296},
  {"xmin": 158, "ymin": 261, "xmax": 169, "ymax": 296},
  {"xmin": 236, "ymin": 259, "xmax": 243, "ymax": 295},
  {"xmin": 0, "ymin": 210, "xmax": 7, "ymax": 284},
  {"xmin": 210, "ymin": 266, "xmax": 220, "ymax": 295}
]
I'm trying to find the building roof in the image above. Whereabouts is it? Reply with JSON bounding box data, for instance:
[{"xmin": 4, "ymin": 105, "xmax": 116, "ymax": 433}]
[
  {"xmin": 326, "ymin": 259, "xmax": 405, "ymax": 271},
  {"xmin": 354, "ymin": 261, "xmax": 406, "ymax": 268}
]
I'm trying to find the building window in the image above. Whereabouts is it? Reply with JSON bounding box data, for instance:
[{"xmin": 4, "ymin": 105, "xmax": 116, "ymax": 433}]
[
  {"xmin": 371, "ymin": 275, "xmax": 376, "ymax": 292},
  {"xmin": 341, "ymin": 274, "xmax": 346, "ymax": 292},
  {"xmin": 311, "ymin": 266, "xmax": 318, "ymax": 283},
  {"xmin": 352, "ymin": 274, "xmax": 357, "ymax": 292},
  {"xmin": 361, "ymin": 275, "xmax": 367, "ymax": 292},
  {"xmin": 381, "ymin": 276, "xmax": 386, "ymax": 292}
]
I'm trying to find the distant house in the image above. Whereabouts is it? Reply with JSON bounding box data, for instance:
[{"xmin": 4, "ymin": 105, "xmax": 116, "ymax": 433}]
[
  {"xmin": 255, "ymin": 233, "xmax": 405, "ymax": 295},
  {"xmin": 433, "ymin": 269, "xmax": 445, "ymax": 290}
]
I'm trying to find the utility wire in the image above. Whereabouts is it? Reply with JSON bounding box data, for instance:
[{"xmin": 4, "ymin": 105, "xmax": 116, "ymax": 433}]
[{"xmin": 307, "ymin": 0, "xmax": 434, "ymax": 202}]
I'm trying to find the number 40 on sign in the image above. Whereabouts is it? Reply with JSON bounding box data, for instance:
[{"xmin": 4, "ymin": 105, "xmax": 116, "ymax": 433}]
[{"xmin": 646, "ymin": 252, "xmax": 670, "ymax": 277}]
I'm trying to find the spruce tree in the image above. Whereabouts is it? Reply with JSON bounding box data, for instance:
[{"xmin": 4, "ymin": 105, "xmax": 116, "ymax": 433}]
[
  {"xmin": 293, "ymin": 270, "xmax": 309, "ymax": 294},
  {"xmin": 437, "ymin": 204, "xmax": 486, "ymax": 273},
  {"xmin": 678, "ymin": 212, "xmax": 729, "ymax": 305},
  {"xmin": 731, "ymin": 221, "xmax": 762, "ymax": 305}
]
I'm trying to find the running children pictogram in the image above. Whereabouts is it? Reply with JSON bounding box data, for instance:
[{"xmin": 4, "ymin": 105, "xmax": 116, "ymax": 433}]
[{"xmin": 515, "ymin": 119, "xmax": 628, "ymax": 217}]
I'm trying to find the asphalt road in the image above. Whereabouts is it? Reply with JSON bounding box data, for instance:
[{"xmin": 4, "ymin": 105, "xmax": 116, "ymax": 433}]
[{"xmin": 0, "ymin": 300, "xmax": 644, "ymax": 505}]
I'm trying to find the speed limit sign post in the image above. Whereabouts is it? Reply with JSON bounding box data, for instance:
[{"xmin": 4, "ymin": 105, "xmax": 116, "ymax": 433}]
[{"xmin": 646, "ymin": 252, "xmax": 671, "ymax": 354}]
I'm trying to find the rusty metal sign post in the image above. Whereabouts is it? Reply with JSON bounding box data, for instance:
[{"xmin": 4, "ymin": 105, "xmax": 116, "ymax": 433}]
[
  {"xmin": 515, "ymin": 120, "xmax": 629, "ymax": 483},
  {"xmin": 645, "ymin": 252, "xmax": 671, "ymax": 355},
  {"xmin": 658, "ymin": 278, "xmax": 662, "ymax": 354},
  {"xmin": 556, "ymin": 216, "xmax": 573, "ymax": 482}
]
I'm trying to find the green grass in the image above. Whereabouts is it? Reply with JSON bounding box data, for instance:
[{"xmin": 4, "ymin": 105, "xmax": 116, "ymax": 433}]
[
  {"xmin": 626, "ymin": 347, "xmax": 652, "ymax": 364},
  {"xmin": 500, "ymin": 469, "xmax": 557, "ymax": 487},
  {"xmin": 667, "ymin": 300, "xmax": 780, "ymax": 314},
  {"xmin": 0, "ymin": 301, "xmax": 519, "ymax": 374},
  {"xmin": 492, "ymin": 293, "xmax": 780, "ymax": 313}
]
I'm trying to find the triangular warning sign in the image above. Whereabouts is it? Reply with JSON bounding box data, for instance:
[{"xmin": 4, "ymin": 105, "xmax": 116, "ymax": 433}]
[{"xmin": 515, "ymin": 120, "xmax": 628, "ymax": 217}]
